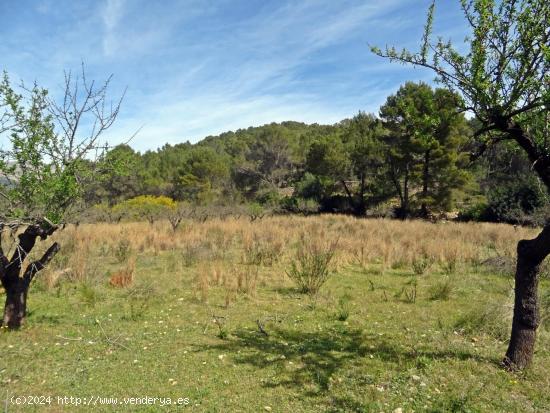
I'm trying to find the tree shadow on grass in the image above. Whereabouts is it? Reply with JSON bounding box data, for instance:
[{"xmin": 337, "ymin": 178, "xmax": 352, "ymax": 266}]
[{"xmin": 197, "ymin": 325, "xmax": 501, "ymax": 397}]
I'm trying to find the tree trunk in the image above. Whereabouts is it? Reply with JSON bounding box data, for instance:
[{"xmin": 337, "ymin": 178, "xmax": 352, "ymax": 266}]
[
  {"xmin": 355, "ymin": 173, "xmax": 367, "ymax": 216},
  {"xmin": 355, "ymin": 199, "xmax": 367, "ymax": 216},
  {"xmin": 341, "ymin": 180, "xmax": 355, "ymax": 215},
  {"xmin": 506, "ymin": 121, "xmax": 550, "ymax": 190},
  {"xmin": 400, "ymin": 164, "xmax": 410, "ymax": 219},
  {"xmin": 496, "ymin": 121, "xmax": 550, "ymax": 369},
  {"xmin": 2, "ymin": 279, "xmax": 28, "ymax": 329},
  {"xmin": 503, "ymin": 224, "xmax": 550, "ymax": 370},
  {"xmin": 0, "ymin": 225, "xmax": 60, "ymax": 330},
  {"xmin": 420, "ymin": 149, "xmax": 430, "ymax": 217}
]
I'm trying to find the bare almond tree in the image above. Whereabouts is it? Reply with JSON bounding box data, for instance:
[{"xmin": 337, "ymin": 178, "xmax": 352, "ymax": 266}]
[{"xmin": 0, "ymin": 66, "xmax": 125, "ymax": 328}]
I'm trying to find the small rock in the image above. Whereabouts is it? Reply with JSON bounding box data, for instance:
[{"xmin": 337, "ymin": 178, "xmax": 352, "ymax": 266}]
[
  {"xmin": 264, "ymin": 406, "xmax": 272, "ymax": 412},
  {"xmin": 411, "ymin": 375, "xmax": 421, "ymax": 381}
]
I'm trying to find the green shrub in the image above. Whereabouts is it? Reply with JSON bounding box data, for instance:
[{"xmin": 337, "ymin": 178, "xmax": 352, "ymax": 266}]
[
  {"xmin": 286, "ymin": 234, "xmax": 338, "ymax": 295},
  {"xmin": 412, "ymin": 254, "xmax": 434, "ymax": 275},
  {"xmin": 78, "ymin": 282, "xmax": 101, "ymax": 307},
  {"xmin": 114, "ymin": 238, "xmax": 132, "ymax": 263},
  {"xmin": 279, "ymin": 196, "xmax": 320, "ymax": 215},
  {"xmin": 429, "ymin": 278, "xmax": 453, "ymax": 301},
  {"xmin": 336, "ymin": 293, "xmax": 352, "ymax": 321},
  {"xmin": 121, "ymin": 284, "xmax": 155, "ymax": 321},
  {"xmin": 458, "ymin": 199, "xmax": 489, "ymax": 222},
  {"xmin": 441, "ymin": 256, "xmax": 458, "ymax": 275}
]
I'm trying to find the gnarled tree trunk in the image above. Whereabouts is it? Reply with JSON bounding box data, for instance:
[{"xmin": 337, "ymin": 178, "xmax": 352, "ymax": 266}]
[
  {"xmin": 2, "ymin": 279, "xmax": 29, "ymax": 329},
  {"xmin": 0, "ymin": 224, "xmax": 59, "ymax": 330},
  {"xmin": 503, "ymin": 223, "xmax": 550, "ymax": 370}
]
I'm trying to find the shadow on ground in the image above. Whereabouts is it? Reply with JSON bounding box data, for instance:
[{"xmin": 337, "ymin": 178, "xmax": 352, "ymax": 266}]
[{"xmin": 197, "ymin": 324, "xmax": 500, "ymax": 397}]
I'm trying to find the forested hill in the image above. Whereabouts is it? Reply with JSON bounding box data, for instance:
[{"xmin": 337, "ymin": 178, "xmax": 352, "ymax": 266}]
[
  {"xmin": 90, "ymin": 120, "xmax": 341, "ymax": 205},
  {"xmin": 87, "ymin": 83, "xmax": 548, "ymax": 225}
]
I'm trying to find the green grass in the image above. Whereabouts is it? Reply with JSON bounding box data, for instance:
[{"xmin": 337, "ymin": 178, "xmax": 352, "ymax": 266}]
[{"xmin": 1, "ymin": 250, "xmax": 550, "ymax": 412}]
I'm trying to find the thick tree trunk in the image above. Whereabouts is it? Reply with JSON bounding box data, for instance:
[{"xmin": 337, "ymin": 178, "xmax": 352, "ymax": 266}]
[
  {"xmin": 503, "ymin": 224, "xmax": 550, "ymax": 370},
  {"xmin": 2, "ymin": 280, "xmax": 28, "ymax": 329},
  {"xmin": 0, "ymin": 224, "xmax": 60, "ymax": 330},
  {"xmin": 398, "ymin": 167, "xmax": 410, "ymax": 219}
]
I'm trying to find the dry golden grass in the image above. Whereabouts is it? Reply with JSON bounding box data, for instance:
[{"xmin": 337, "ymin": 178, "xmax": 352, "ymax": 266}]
[
  {"xmin": 24, "ymin": 215, "xmax": 537, "ymax": 298},
  {"xmin": 3, "ymin": 215, "xmax": 550, "ymax": 412}
]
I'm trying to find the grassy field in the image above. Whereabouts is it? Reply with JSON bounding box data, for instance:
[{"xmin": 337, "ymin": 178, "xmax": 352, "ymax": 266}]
[{"xmin": 1, "ymin": 216, "xmax": 550, "ymax": 412}]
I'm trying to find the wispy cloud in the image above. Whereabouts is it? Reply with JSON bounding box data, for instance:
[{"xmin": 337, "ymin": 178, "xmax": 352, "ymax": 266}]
[
  {"xmin": 0, "ymin": 0, "xmax": 469, "ymax": 151},
  {"xmin": 101, "ymin": 0, "xmax": 126, "ymax": 56}
]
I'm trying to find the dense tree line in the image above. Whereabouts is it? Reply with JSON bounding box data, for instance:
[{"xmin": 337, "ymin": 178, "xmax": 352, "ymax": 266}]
[{"xmin": 86, "ymin": 81, "xmax": 547, "ymax": 224}]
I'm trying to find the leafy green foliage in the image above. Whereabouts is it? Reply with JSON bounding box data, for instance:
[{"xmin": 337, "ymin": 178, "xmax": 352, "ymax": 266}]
[
  {"xmin": 0, "ymin": 75, "xmax": 80, "ymax": 223},
  {"xmin": 380, "ymin": 82, "xmax": 471, "ymax": 217},
  {"xmin": 286, "ymin": 234, "xmax": 338, "ymax": 295},
  {"xmin": 0, "ymin": 69, "xmax": 122, "ymax": 225},
  {"xmin": 373, "ymin": 0, "xmax": 550, "ymax": 191}
]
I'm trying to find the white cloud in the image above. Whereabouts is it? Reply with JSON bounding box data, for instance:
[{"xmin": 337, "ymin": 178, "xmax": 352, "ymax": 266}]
[
  {"xmin": 102, "ymin": 0, "xmax": 126, "ymax": 56},
  {"xmin": 106, "ymin": 0, "xmax": 418, "ymax": 149},
  {"xmin": 2, "ymin": 0, "xmax": 466, "ymax": 152}
]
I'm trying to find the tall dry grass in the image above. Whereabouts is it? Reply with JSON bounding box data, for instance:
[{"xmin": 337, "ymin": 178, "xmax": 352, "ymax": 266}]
[{"xmin": 25, "ymin": 215, "xmax": 537, "ymax": 297}]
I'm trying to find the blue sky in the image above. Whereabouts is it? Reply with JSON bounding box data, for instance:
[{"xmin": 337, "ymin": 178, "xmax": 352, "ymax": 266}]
[{"xmin": 0, "ymin": 0, "xmax": 469, "ymax": 152}]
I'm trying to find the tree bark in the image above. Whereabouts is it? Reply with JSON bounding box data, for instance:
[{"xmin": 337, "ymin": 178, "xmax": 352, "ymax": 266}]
[
  {"xmin": 0, "ymin": 226, "xmax": 60, "ymax": 329},
  {"xmin": 506, "ymin": 120, "xmax": 550, "ymax": 190},
  {"xmin": 2, "ymin": 279, "xmax": 28, "ymax": 329},
  {"xmin": 388, "ymin": 157, "xmax": 411, "ymax": 220},
  {"xmin": 503, "ymin": 223, "xmax": 550, "ymax": 370},
  {"xmin": 491, "ymin": 120, "xmax": 550, "ymax": 369}
]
